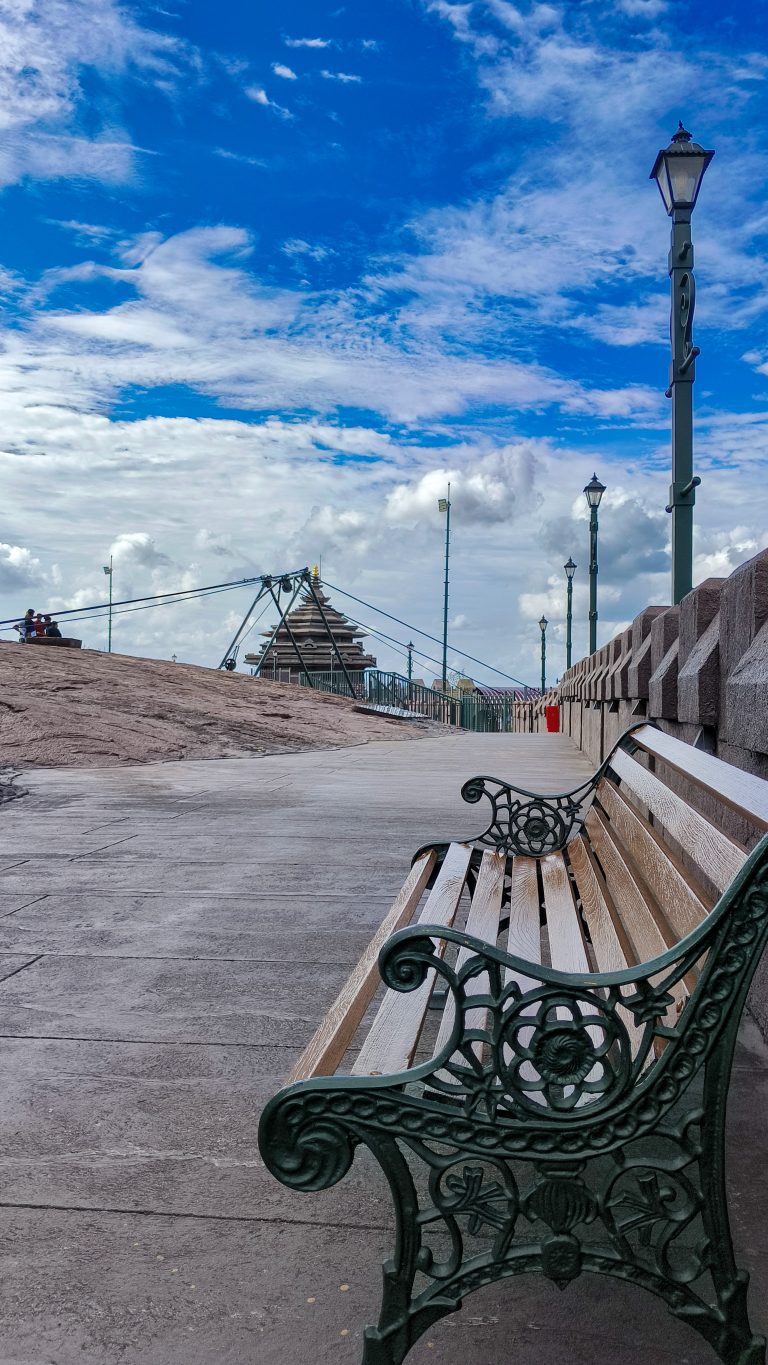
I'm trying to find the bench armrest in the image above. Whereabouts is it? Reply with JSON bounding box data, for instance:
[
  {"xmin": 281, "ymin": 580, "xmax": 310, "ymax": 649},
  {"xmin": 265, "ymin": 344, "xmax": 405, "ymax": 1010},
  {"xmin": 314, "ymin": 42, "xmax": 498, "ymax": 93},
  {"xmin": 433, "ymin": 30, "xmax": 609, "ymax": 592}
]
[
  {"xmin": 380, "ymin": 832, "xmax": 768, "ymax": 1117},
  {"xmin": 460, "ymin": 723, "xmax": 648, "ymax": 855}
]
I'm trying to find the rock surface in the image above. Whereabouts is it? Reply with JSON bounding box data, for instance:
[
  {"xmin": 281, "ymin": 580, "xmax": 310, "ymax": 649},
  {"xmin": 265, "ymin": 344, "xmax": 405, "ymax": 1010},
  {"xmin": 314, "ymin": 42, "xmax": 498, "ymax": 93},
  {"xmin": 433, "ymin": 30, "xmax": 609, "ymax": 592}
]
[{"xmin": 0, "ymin": 642, "xmax": 428, "ymax": 768}]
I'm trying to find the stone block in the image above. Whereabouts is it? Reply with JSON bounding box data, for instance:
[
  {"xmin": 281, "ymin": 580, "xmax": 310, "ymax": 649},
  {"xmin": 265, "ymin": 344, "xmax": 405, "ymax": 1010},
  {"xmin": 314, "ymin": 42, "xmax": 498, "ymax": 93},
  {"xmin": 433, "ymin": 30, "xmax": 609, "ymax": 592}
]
[
  {"xmin": 650, "ymin": 606, "xmax": 680, "ymax": 673},
  {"xmin": 649, "ymin": 638, "xmax": 679, "ymax": 720},
  {"xmin": 679, "ymin": 577, "xmax": 725, "ymax": 667},
  {"xmin": 719, "ymin": 548, "xmax": 768, "ymax": 681},
  {"xmin": 628, "ymin": 632, "xmax": 654, "ymax": 700},
  {"xmin": 723, "ymin": 620, "xmax": 768, "ymax": 754},
  {"xmin": 631, "ymin": 605, "xmax": 668, "ymax": 656},
  {"xmin": 678, "ymin": 613, "xmax": 720, "ymax": 726},
  {"xmin": 608, "ymin": 629, "xmax": 632, "ymax": 700}
]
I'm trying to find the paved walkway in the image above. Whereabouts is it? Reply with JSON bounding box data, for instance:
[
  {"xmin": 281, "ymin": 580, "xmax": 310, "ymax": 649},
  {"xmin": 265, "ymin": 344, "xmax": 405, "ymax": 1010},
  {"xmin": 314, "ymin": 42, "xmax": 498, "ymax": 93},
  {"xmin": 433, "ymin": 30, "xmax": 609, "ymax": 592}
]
[{"xmin": 0, "ymin": 733, "xmax": 764, "ymax": 1364}]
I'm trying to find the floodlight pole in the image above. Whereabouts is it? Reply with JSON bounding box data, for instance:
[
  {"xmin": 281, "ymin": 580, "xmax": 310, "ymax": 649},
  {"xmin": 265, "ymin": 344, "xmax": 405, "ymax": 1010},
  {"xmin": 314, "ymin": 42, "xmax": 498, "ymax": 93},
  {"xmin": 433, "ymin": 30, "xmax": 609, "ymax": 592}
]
[{"xmin": 103, "ymin": 557, "xmax": 113, "ymax": 653}]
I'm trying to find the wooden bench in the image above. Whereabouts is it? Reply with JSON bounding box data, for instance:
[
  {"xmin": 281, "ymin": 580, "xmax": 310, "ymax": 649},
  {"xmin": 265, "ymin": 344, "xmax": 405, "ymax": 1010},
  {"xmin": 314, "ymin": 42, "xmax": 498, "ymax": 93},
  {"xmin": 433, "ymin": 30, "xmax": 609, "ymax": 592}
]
[{"xmin": 258, "ymin": 724, "xmax": 768, "ymax": 1365}]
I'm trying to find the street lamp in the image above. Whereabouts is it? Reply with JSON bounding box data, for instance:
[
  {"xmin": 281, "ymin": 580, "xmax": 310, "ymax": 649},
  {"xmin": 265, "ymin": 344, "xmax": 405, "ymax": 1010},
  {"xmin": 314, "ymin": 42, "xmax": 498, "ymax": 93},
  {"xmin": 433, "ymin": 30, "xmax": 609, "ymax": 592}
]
[
  {"xmin": 650, "ymin": 121, "xmax": 714, "ymax": 604},
  {"xmin": 564, "ymin": 557, "xmax": 577, "ymax": 669},
  {"xmin": 406, "ymin": 641, "xmax": 414, "ymax": 682},
  {"xmin": 539, "ymin": 615, "xmax": 548, "ymax": 694},
  {"xmin": 102, "ymin": 557, "xmax": 113, "ymax": 653},
  {"xmin": 438, "ymin": 485, "xmax": 451, "ymax": 691},
  {"xmin": 584, "ymin": 473, "xmax": 605, "ymax": 655}
]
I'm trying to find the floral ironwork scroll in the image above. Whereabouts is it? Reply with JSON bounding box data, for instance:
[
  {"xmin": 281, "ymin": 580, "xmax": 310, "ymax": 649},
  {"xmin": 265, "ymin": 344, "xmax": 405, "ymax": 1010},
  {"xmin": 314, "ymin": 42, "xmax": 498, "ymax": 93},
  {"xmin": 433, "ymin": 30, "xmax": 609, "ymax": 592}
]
[
  {"xmin": 260, "ymin": 838, "xmax": 768, "ymax": 1365},
  {"xmin": 460, "ymin": 723, "xmax": 647, "ymax": 856}
]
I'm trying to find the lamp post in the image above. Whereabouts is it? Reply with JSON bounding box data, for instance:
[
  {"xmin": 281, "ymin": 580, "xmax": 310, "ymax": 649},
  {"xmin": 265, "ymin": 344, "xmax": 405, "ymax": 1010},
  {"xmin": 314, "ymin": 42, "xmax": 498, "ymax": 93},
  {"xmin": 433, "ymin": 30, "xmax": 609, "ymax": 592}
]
[
  {"xmin": 102, "ymin": 557, "xmax": 113, "ymax": 653},
  {"xmin": 650, "ymin": 122, "xmax": 714, "ymax": 605},
  {"xmin": 539, "ymin": 615, "xmax": 548, "ymax": 694},
  {"xmin": 438, "ymin": 485, "xmax": 451, "ymax": 691},
  {"xmin": 564, "ymin": 557, "xmax": 576, "ymax": 669},
  {"xmin": 584, "ymin": 474, "xmax": 605, "ymax": 655},
  {"xmin": 406, "ymin": 641, "xmax": 414, "ymax": 682}
]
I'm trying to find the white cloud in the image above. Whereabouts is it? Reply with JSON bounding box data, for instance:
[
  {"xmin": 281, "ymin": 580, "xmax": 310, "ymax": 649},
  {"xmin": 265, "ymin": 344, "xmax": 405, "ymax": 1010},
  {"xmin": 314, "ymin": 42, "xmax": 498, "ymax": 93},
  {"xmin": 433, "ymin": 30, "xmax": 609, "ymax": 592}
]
[
  {"xmin": 213, "ymin": 147, "xmax": 267, "ymax": 168},
  {"xmin": 4, "ymin": 225, "xmax": 663, "ymax": 427},
  {"xmin": 284, "ymin": 36, "xmax": 331, "ymax": 48},
  {"xmin": 245, "ymin": 86, "xmax": 293, "ymax": 118},
  {"xmin": 414, "ymin": 0, "xmax": 768, "ymax": 345},
  {"xmin": 617, "ymin": 0, "xmax": 668, "ymax": 15},
  {"xmin": 0, "ymin": 0, "xmax": 192, "ymax": 188},
  {"xmin": 0, "ymin": 543, "xmax": 46, "ymax": 594},
  {"xmin": 282, "ymin": 238, "xmax": 330, "ymax": 261},
  {"xmin": 272, "ymin": 62, "xmax": 298, "ymax": 80},
  {"xmin": 385, "ymin": 444, "xmax": 543, "ymax": 526},
  {"xmin": 320, "ymin": 70, "xmax": 363, "ymax": 84}
]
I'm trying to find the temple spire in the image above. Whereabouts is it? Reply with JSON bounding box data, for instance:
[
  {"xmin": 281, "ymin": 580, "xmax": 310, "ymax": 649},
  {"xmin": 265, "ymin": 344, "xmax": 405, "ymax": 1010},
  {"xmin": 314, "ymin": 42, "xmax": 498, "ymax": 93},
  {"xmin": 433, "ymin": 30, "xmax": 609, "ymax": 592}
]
[{"xmin": 244, "ymin": 577, "xmax": 377, "ymax": 682}]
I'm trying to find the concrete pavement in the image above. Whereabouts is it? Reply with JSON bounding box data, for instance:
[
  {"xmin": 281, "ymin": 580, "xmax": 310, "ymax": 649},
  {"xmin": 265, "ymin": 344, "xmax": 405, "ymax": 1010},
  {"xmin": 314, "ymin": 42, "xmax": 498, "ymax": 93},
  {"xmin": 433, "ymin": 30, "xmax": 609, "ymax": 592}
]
[{"xmin": 0, "ymin": 733, "xmax": 764, "ymax": 1364}]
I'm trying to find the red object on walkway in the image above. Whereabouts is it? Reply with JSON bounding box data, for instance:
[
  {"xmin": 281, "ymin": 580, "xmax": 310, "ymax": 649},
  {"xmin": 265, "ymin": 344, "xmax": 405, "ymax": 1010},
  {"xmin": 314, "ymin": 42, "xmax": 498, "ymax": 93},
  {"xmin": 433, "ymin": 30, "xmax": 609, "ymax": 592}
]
[{"xmin": 545, "ymin": 705, "xmax": 560, "ymax": 733}]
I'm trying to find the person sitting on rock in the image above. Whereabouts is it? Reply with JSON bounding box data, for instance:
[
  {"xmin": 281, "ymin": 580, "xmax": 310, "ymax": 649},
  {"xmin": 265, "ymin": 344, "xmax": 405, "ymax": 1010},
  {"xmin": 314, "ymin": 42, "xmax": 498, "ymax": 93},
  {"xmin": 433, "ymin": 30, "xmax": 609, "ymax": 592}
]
[
  {"xmin": 45, "ymin": 620, "xmax": 62, "ymax": 639},
  {"xmin": 34, "ymin": 613, "xmax": 46, "ymax": 636},
  {"xmin": 15, "ymin": 609, "xmax": 35, "ymax": 641}
]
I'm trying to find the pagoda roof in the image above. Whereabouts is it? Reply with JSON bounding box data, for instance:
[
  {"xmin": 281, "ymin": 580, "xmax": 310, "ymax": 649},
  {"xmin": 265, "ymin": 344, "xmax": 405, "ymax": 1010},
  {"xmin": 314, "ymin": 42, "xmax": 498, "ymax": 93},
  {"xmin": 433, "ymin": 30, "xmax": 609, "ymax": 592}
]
[{"xmin": 244, "ymin": 579, "xmax": 377, "ymax": 671}]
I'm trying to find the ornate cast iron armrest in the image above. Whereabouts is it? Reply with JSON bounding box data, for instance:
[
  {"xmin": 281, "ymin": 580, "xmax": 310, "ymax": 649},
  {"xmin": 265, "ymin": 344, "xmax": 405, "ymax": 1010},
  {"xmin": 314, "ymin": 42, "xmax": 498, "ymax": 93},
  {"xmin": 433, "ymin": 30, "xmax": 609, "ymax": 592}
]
[
  {"xmin": 375, "ymin": 836, "xmax": 768, "ymax": 1122},
  {"xmin": 461, "ymin": 722, "xmax": 648, "ymax": 855}
]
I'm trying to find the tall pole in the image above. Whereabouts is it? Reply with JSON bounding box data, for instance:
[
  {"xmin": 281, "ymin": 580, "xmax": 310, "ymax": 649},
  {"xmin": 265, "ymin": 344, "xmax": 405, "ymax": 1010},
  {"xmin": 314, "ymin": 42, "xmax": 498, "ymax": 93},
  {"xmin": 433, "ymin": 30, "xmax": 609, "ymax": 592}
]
[
  {"xmin": 406, "ymin": 641, "xmax": 413, "ymax": 681},
  {"xmin": 102, "ymin": 556, "xmax": 113, "ymax": 653},
  {"xmin": 589, "ymin": 506, "xmax": 598, "ymax": 654},
  {"xmin": 666, "ymin": 207, "xmax": 701, "ymax": 604},
  {"xmin": 539, "ymin": 616, "xmax": 547, "ymax": 693},
  {"xmin": 564, "ymin": 557, "xmax": 576, "ymax": 670},
  {"xmin": 650, "ymin": 124, "xmax": 713, "ymax": 605},
  {"xmin": 439, "ymin": 484, "xmax": 451, "ymax": 691}
]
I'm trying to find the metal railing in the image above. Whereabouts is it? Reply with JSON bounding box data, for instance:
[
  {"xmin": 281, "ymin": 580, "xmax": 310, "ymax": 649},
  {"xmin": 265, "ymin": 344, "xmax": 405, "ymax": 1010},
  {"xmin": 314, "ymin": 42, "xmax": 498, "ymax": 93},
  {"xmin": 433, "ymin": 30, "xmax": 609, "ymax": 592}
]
[{"xmin": 297, "ymin": 668, "xmax": 540, "ymax": 732}]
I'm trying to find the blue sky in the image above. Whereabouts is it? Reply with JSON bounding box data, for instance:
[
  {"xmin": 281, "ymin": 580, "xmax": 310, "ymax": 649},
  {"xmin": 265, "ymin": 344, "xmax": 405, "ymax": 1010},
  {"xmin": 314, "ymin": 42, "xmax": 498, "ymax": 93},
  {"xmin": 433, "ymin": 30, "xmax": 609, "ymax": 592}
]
[{"xmin": 1, "ymin": 0, "xmax": 767, "ymax": 684}]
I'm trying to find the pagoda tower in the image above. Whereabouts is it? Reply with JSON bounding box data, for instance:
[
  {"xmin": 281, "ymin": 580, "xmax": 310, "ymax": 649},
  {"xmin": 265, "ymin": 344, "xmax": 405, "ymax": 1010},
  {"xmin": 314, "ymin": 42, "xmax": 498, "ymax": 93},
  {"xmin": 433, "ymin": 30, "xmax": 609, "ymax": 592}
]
[{"xmin": 244, "ymin": 569, "xmax": 377, "ymax": 682}]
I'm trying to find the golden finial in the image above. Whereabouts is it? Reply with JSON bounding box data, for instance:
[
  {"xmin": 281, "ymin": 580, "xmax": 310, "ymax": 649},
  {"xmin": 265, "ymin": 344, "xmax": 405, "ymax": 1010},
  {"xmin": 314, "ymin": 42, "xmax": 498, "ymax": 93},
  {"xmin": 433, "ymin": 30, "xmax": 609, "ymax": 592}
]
[{"xmin": 312, "ymin": 564, "xmax": 320, "ymax": 581}]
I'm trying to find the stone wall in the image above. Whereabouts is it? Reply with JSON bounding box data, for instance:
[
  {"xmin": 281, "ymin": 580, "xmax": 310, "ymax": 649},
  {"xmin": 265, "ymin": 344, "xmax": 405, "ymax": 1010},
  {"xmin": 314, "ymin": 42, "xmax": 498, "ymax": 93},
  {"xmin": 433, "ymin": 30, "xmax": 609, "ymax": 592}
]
[{"xmin": 526, "ymin": 546, "xmax": 768, "ymax": 1035}]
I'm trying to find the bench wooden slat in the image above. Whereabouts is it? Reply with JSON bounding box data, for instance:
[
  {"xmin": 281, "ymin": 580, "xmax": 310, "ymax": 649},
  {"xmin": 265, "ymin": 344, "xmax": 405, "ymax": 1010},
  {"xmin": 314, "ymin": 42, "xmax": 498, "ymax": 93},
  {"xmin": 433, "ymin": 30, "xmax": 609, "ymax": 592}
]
[
  {"xmin": 505, "ymin": 856, "xmax": 542, "ymax": 992},
  {"xmin": 433, "ymin": 850, "xmax": 506, "ymax": 1060},
  {"xmin": 286, "ymin": 849, "xmax": 438, "ymax": 1084},
  {"xmin": 540, "ymin": 852, "xmax": 589, "ymax": 973},
  {"xmin": 568, "ymin": 834, "xmax": 636, "ymax": 974},
  {"xmin": 609, "ymin": 747, "xmax": 745, "ymax": 894},
  {"xmin": 584, "ymin": 808, "xmax": 671, "ymax": 962},
  {"xmin": 585, "ymin": 807, "xmax": 687, "ymax": 1018},
  {"xmin": 597, "ymin": 780, "xmax": 710, "ymax": 940},
  {"xmin": 632, "ymin": 725, "xmax": 768, "ymax": 831},
  {"xmin": 352, "ymin": 842, "xmax": 472, "ymax": 1077},
  {"xmin": 568, "ymin": 834, "xmax": 645, "ymax": 1057}
]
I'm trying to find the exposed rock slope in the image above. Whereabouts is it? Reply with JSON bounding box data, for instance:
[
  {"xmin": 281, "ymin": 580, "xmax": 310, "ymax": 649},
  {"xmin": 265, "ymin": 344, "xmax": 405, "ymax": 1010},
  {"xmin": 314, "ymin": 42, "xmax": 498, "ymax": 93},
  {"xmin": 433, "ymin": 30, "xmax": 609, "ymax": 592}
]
[{"xmin": 0, "ymin": 643, "xmax": 427, "ymax": 768}]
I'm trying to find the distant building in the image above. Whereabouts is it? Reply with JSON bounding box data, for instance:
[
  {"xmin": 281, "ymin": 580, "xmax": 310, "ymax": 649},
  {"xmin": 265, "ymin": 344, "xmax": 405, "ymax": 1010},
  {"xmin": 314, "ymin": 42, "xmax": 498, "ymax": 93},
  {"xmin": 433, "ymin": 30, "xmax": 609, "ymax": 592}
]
[{"xmin": 244, "ymin": 569, "xmax": 377, "ymax": 682}]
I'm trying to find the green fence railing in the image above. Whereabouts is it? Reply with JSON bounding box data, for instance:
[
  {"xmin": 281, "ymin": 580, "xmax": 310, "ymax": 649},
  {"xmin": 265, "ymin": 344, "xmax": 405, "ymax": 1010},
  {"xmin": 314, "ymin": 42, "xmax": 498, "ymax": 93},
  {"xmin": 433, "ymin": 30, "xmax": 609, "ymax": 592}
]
[{"xmin": 298, "ymin": 668, "xmax": 539, "ymax": 732}]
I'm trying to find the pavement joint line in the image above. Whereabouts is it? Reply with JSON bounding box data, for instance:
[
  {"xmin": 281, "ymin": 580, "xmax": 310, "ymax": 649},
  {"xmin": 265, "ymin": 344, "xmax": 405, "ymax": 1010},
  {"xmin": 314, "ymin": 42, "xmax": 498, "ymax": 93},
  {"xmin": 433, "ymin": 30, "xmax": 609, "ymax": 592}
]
[
  {"xmin": 67, "ymin": 835, "xmax": 140, "ymax": 861},
  {"xmin": 0, "ymin": 951, "xmax": 362, "ymax": 964},
  {"xmin": 0, "ymin": 954, "xmax": 44, "ymax": 985},
  {"xmin": 0, "ymin": 1199, "xmax": 392, "ymax": 1230},
  {"xmin": 0, "ymin": 894, "xmax": 49, "ymax": 921},
  {"xmin": 0, "ymin": 1033, "xmax": 306, "ymax": 1051},
  {"xmin": 0, "ymin": 890, "xmax": 397, "ymax": 900},
  {"xmin": 0, "ymin": 1032, "xmax": 314, "ymax": 1048}
]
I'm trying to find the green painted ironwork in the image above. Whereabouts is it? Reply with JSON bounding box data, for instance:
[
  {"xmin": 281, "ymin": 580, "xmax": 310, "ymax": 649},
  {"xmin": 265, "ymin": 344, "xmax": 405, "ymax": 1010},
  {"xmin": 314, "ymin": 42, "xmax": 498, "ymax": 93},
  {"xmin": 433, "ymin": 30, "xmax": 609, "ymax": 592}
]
[
  {"xmin": 298, "ymin": 668, "xmax": 539, "ymax": 732},
  {"xmin": 460, "ymin": 724, "xmax": 645, "ymax": 856},
  {"xmin": 259, "ymin": 748, "xmax": 768, "ymax": 1364}
]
